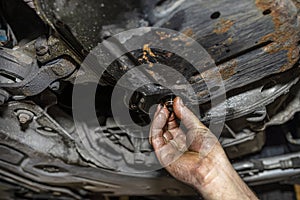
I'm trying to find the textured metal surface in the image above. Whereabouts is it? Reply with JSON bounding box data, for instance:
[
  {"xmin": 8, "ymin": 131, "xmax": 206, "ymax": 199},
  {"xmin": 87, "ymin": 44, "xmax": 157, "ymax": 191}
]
[
  {"xmin": 0, "ymin": 101, "xmax": 195, "ymax": 197},
  {"xmin": 203, "ymin": 70, "xmax": 300, "ymax": 122},
  {"xmin": 152, "ymin": 0, "xmax": 300, "ymax": 102},
  {"xmin": 0, "ymin": 47, "xmax": 76, "ymax": 96},
  {"xmin": 234, "ymin": 151, "xmax": 300, "ymax": 186},
  {"xmin": 0, "ymin": 0, "xmax": 300, "ymax": 198},
  {"xmin": 33, "ymin": 0, "xmax": 300, "ymax": 105},
  {"xmin": 34, "ymin": 0, "xmax": 143, "ymax": 58}
]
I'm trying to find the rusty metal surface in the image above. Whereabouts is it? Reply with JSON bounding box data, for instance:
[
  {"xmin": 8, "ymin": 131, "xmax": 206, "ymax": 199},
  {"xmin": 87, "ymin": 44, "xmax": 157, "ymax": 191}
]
[
  {"xmin": 151, "ymin": 0, "xmax": 300, "ymax": 102},
  {"xmin": 256, "ymin": 0, "xmax": 299, "ymax": 71},
  {"xmin": 32, "ymin": 0, "xmax": 300, "ymax": 105},
  {"xmin": 1, "ymin": 1, "xmax": 300, "ymax": 197}
]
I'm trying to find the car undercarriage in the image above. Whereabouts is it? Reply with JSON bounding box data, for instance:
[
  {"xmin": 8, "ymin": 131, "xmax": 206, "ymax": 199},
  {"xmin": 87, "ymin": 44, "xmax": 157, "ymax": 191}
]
[{"xmin": 0, "ymin": 0, "xmax": 300, "ymax": 199}]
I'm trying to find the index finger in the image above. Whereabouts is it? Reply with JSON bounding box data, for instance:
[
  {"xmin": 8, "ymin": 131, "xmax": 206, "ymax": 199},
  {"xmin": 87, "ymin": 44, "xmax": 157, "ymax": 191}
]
[{"xmin": 149, "ymin": 105, "xmax": 169, "ymax": 149}]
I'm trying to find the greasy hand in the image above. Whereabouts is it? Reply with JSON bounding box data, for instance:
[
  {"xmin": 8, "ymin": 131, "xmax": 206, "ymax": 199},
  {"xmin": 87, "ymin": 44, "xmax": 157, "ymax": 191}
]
[{"xmin": 149, "ymin": 97, "xmax": 258, "ymax": 200}]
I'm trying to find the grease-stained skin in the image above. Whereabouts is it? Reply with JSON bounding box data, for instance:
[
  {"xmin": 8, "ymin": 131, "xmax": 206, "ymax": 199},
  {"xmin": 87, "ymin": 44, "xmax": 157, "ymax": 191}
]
[{"xmin": 150, "ymin": 97, "xmax": 258, "ymax": 200}]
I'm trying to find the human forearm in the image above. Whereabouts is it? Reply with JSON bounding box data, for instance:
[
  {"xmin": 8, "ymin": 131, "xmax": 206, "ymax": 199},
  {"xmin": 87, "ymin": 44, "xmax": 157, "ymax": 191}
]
[{"xmin": 193, "ymin": 157, "xmax": 258, "ymax": 200}]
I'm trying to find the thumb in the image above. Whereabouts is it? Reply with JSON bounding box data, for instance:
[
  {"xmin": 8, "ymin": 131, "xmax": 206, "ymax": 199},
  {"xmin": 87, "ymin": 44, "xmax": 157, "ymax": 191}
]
[
  {"xmin": 173, "ymin": 97, "xmax": 218, "ymax": 153},
  {"xmin": 173, "ymin": 97, "xmax": 204, "ymax": 131}
]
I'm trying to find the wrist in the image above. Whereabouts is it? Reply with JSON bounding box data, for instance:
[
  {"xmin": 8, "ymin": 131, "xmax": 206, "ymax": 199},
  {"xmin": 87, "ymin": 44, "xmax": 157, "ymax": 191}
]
[{"xmin": 193, "ymin": 157, "xmax": 258, "ymax": 200}]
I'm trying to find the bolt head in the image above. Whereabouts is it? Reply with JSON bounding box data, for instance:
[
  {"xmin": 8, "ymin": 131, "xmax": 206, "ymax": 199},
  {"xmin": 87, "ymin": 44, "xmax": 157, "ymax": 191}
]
[
  {"xmin": 36, "ymin": 45, "xmax": 49, "ymax": 56},
  {"xmin": 130, "ymin": 104, "xmax": 137, "ymax": 110},
  {"xmin": 0, "ymin": 90, "xmax": 9, "ymax": 105},
  {"xmin": 16, "ymin": 110, "xmax": 34, "ymax": 125},
  {"xmin": 0, "ymin": 95, "xmax": 5, "ymax": 105},
  {"xmin": 18, "ymin": 113, "xmax": 31, "ymax": 124}
]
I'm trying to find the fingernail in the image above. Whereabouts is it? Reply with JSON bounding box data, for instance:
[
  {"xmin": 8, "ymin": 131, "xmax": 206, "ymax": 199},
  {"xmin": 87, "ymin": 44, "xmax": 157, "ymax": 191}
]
[
  {"xmin": 178, "ymin": 97, "xmax": 184, "ymax": 107},
  {"xmin": 162, "ymin": 105, "xmax": 169, "ymax": 114},
  {"xmin": 156, "ymin": 104, "xmax": 162, "ymax": 112},
  {"xmin": 159, "ymin": 105, "xmax": 169, "ymax": 119}
]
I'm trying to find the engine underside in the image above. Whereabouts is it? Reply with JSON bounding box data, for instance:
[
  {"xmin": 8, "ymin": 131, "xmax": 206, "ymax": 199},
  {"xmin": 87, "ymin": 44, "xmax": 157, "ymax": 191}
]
[{"xmin": 0, "ymin": 0, "xmax": 300, "ymax": 199}]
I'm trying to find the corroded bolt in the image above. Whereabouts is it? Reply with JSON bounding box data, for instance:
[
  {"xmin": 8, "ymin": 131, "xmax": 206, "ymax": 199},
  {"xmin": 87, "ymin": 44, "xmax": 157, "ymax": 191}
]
[
  {"xmin": 35, "ymin": 36, "xmax": 49, "ymax": 56},
  {"xmin": 17, "ymin": 110, "xmax": 34, "ymax": 124},
  {"xmin": 18, "ymin": 113, "xmax": 31, "ymax": 124},
  {"xmin": 51, "ymin": 63, "xmax": 67, "ymax": 76},
  {"xmin": 36, "ymin": 45, "xmax": 48, "ymax": 56}
]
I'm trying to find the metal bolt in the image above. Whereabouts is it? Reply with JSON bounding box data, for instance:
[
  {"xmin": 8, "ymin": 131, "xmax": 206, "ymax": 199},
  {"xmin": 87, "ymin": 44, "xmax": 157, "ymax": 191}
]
[
  {"xmin": 130, "ymin": 104, "xmax": 138, "ymax": 110},
  {"xmin": 0, "ymin": 89, "xmax": 9, "ymax": 105},
  {"xmin": 12, "ymin": 95, "xmax": 26, "ymax": 100},
  {"xmin": 35, "ymin": 36, "xmax": 49, "ymax": 56},
  {"xmin": 17, "ymin": 110, "xmax": 34, "ymax": 124},
  {"xmin": 0, "ymin": 95, "xmax": 6, "ymax": 105},
  {"xmin": 51, "ymin": 64, "xmax": 67, "ymax": 76},
  {"xmin": 164, "ymin": 98, "xmax": 174, "ymax": 112},
  {"xmin": 36, "ymin": 45, "xmax": 49, "ymax": 56},
  {"xmin": 18, "ymin": 113, "xmax": 31, "ymax": 124}
]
